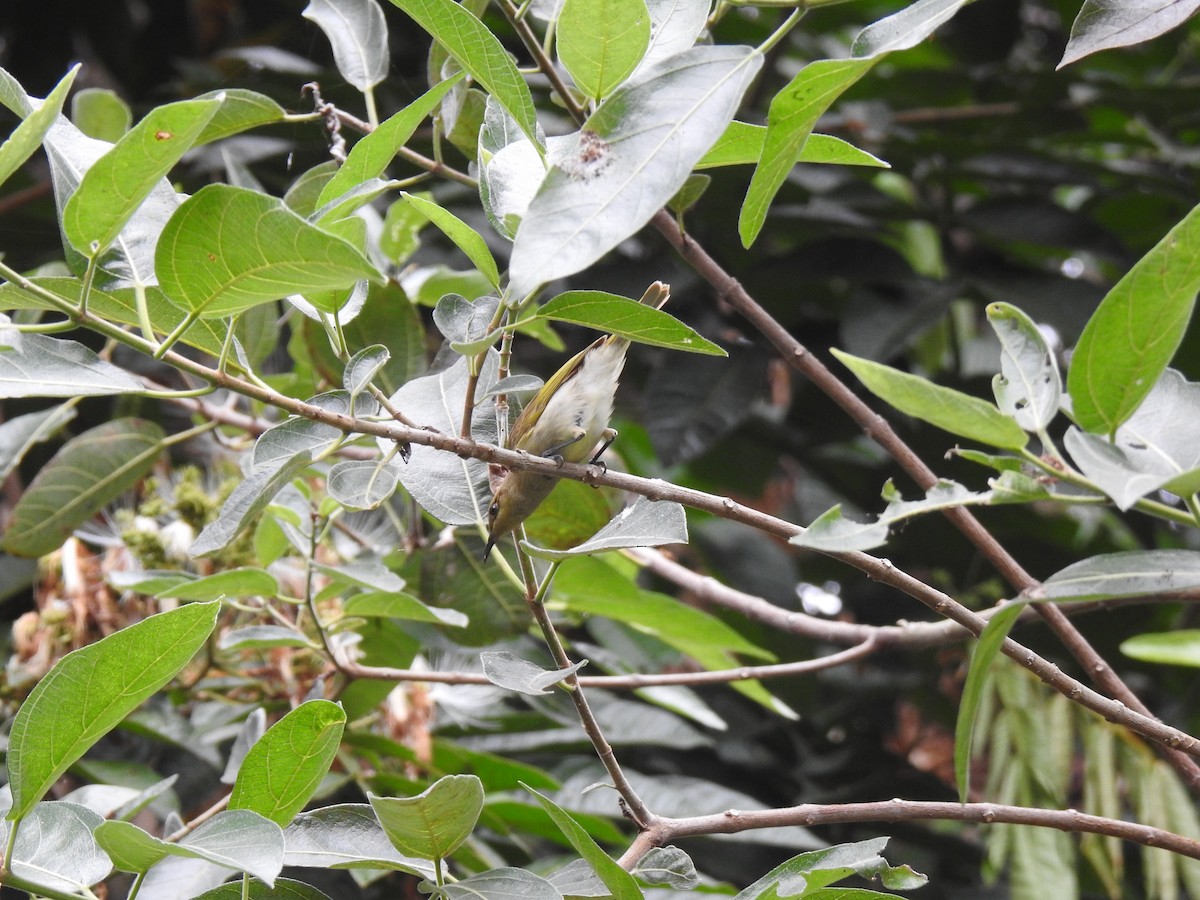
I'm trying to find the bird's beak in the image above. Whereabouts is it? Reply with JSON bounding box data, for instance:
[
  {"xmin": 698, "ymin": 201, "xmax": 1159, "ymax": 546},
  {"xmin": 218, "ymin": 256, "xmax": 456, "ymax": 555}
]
[{"xmin": 483, "ymin": 533, "xmax": 497, "ymax": 561}]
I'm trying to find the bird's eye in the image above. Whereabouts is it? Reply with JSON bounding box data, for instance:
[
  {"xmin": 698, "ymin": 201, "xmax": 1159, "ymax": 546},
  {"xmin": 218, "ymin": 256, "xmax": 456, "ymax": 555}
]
[{"xmin": 488, "ymin": 501, "xmax": 499, "ymax": 518}]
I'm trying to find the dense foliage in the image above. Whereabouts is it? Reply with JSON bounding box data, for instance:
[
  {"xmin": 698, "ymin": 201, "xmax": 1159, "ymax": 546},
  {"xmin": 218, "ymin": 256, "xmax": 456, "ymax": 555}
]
[{"xmin": 1, "ymin": 1, "xmax": 1199, "ymax": 899}]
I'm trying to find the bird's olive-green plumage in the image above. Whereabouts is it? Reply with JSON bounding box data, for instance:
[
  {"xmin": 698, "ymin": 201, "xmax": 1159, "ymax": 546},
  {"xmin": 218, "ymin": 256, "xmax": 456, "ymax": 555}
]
[{"xmin": 484, "ymin": 282, "xmax": 670, "ymax": 559}]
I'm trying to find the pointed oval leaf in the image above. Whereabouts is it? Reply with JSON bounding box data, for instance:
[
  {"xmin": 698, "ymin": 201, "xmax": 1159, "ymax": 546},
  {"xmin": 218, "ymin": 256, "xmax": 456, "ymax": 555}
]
[
  {"xmin": 523, "ymin": 496, "xmax": 688, "ymax": 559},
  {"xmin": 319, "ymin": 74, "xmax": 464, "ymax": 207},
  {"xmin": 156, "ymin": 567, "xmax": 279, "ymax": 601},
  {"xmin": 987, "ymin": 302, "xmax": 1062, "ymax": 432},
  {"xmin": 442, "ymin": 868, "xmax": 564, "ymax": 900},
  {"xmin": 0, "ymin": 64, "xmax": 79, "ymax": 191},
  {"xmin": 0, "ymin": 404, "xmax": 76, "ymax": 483},
  {"xmin": 190, "ymin": 452, "xmax": 315, "ymax": 557},
  {"xmin": 399, "ymin": 192, "xmax": 500, "ymax": 289},
  {"xmin": 64, "ymin": 96, "xmax": 221, "ymax": 254},
  {"xmin": 634, "ymin": 846, "xmax": 700, "ymax": 889},
  {"xmin": 388, "ymin": 0, "xmax": 543, "ymax": 153},
  {"xmin": 1037, "ymin": 549, "xmax": 1200, "ymax": 602},
  {"xmin": 157, "ymin": 184, "xmax": 378, "ymax": 318},
  {"xmin": 229, "ymin": 700, "xmax": 347, "ymax": 827},
  {"xmin": 1120, "ymin": 630, "xmax": 1200, "ymax": 668},
  {"xmin": 179, "ymin": 809, "xmax": 286, "ymax": 886},
  {"xmin": 832, "ymin": 348, "xmax": 1029, "ymax": 450},
  {"xmin": 851, "ymin": 0, "xmax": 974, "ymax": 57},
  {"xmin": 1067, "ymin": 201, "xmax": 1200, "ymax": 435},
  {"xmin": 508, "ymin": 45, "xmax": 762, "ymax": 297},
  {"xmin": 699, "ymin": 123, "xmax": 887, "ymax": 170},
  {"xmin": 558, "ymin": 0, "xmax": 651, "ymax": 100},
  {"xmin": 194, "ymin": 89, "xmax": 287, "ymax": 146},
  {"xmin": 193, "ymin": 878, "xmax": 333, "ymax": 900},
  {"xmin": 537, "ymin": 292, "xmax": 725, "ymax": 355},
  {"xmin": 1063, "ymin": 426, "xmax": 1163, "ymax": 511},
  {"xmin": 385, "ymin": 352, "xmax": 499, "ymax": 526},
  {"xmin": 219, "ymin": 626, "xmax": 314, "ymax": 651},
  {"xmin": 303, "ymin": 0, "xmax": 389, "ymax": 92},
  {"xmin": 5, "ymin": 801, "xmax": 111, "ymax": 893},
  {"xmin": 345, "ymin": 344, "xmax": 391, "ymax": 397},
  {"xmin": 369, "ymin": 774, "xmax": 484, "ymax": 859},
  {"xmin": 328, "ymin": 459, "xmax": 401, "ymax": 510},
  {"xmin": 0, "ymin": 324, "xmax": 145, "ymax": 399},
  {"xmin": 524, "ymin": 785, "xmax": 642, "ymax": 900},
  {"xmin": 284, "ymin": 804, "xmax": 436, "ymax": 877},
  {"xmin": 343, "ymin": 591, "xmax": 468, "ymax": 627},
  {"xmin": 1060, "ymin": 0, "xmax": 1200, "ymax": 67},
  {"xmin": 739, "ymin": 58, "xmax": 876, "ymax": 248},
  {"xmin": 7, "ymin": 601, "xmax": 220, "ymax": 820},
  {"xmin": 481, "ymin": 650, "xmax": 587, "ymax": 695},
  {"xmin": 954, "ymin": 601, "xmax": 1025, "ymax": 803},
  {"xmin": 1, "ymin": 418, "xmax": 164, "ymax": 558}
]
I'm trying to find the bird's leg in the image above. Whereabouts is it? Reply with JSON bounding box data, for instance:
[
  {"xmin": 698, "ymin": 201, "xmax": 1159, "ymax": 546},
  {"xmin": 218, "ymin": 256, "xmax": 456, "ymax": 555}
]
[
  {"xmin": 588, "ymin": 428, "xmax": 618, "ymax": 472},
  {"xmin": 541, "ymin": 428, "xmax": 586, "ymax": 465}
]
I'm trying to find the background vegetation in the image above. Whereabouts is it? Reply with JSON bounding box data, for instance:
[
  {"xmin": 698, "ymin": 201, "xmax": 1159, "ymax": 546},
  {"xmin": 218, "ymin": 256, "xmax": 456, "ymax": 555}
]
[{"xmin": 1, "ymin": 0, "xmax": 1199, "ymax": 898}]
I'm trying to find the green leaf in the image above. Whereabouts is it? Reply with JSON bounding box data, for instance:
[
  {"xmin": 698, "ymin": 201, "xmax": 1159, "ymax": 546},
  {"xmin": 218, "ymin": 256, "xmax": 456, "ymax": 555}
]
[
  {"xmin": 0, "ymin": 276, "xmax": 231, "ymax": 356},
  {"xmin": 955, "ymin": 602, "xmax": 1024, "ymax": 803},
  {"xmin": 739, "ymin": 58, "xmax": 876, "ymax": 247},
  {"xmin": 328, "ymin": 459, "xmax": 402, "ymax": 510},
  {"xmin": 480, "ymin": 650, "xmax": 588, "ymax": 695},
  {"xmin": 732, "ymin": 838, "xmax": 925, "ymax": 900},
  {"xmin": 508, "ymin": 45, "xmax": 762, "ymax": 297},
  {"xmin": 698, "ymin": 122, "xmax": 888, "ymax": 170},
  {"xmin": 1062, "ymin": 427, "xmax": 1161, "ymax": 511},
  {"xmin": 850, "ymin": 0, "xmax": 974, "ymax": 57},
  {"xmin": 319, "ymin": 75, "xmax": 464, "ymax": 207},
  {"xmin": 6, "ymin": 601, "xmax": 219, "ymax": 820},
  {"xmin": 0, "ymin": 801, "xmax": 111, "ymax": 894},
  {"xmin": 193, "ymin": 88, "xmax": 286, "ymax": 145},
  {"xmin": 193, "ymin": 879, "xmax": 333, "ymax": 900},
  {"xmin": 1120, "ymin": 630, "xmax": 1200, "ymax": 668},
  {"xmin": 633, "ymin": 846, "xmax": 700, "ymax": 889},
  {"xmin": 388, "ymin": 352, "xmax": 499, "ymax": 526},
  {"xmin": 551, "ymin": 556, "xmax": 774, "ymax": 663},
  {"xmin": 230, "ymin": 700, "xmax": 347, "ymax": 827},
  {"xmin": 388, "ymin": 0, "xmax": 543, "ymax": 154},
  {"xmin": 283, "ymin": 804, "xmax": 437, "ymax": 877},
  {"xmin": 97, "ymin": 810, "xmax": 285, "ymax": 885},
  {"xmin": 63, "ymin": 96, "xmax": 221, "ymax": 255},
  {"xmin": 302, "ymin": 0, "xmax": 389, "ymax": 92},
  {"xmin": 791, "ymin": 480, "xmax": 991, "ymax": 552},
  {"xmin": 190, "ymin": 451, "xmax": 315, "ymax": 557},
  {"xmin": 0, "ymin": 317, "xmax": 146, "ymax": 399},
  {"xmin": 343, "ymin": 590, "xmax": 469, "ymax": 627},
  {"xmin": 1036, "ymin": 549, "xmax": 1200, "ymax": 601},
  {"xmin": 369, "ymin": 774, "xmax": 483, "ymax": 859},
  {"xmin": 219, "ymin": 626, "xmax": 313, "ymax": 650},
  {"xmin": 524, "ymin": 496, "xmax": 689, "ymax": 559},
  {"xmin": 345, "ymin": 345, "xmax": 390, "ymax": 397},
  {"xmin": 1060, "ymin": 0, "xmax": 1200, "ymax": 67},
  {"xmin": 438, "ymin": 868, "xmax": 564, "ymax": 900},
  {"xmin": 987, "ymin": 301, "xmax": 1062, "ymax": 432},
  {"xmin": 157, "ymin": 183, "xmax": 378, "ymax": 318},
  {"xmin": 0, "ymin": 64, "xmax": 79, "ymax": 191},
  {"xmin": 558, "ymin": 0, "xmax": 651, "ymax": 100},
  {"xmin": 156, "ymin": 567, "xmax": 280, "ymax": 601},
  {"xmin": 0, "ymin": 404, "xmax": 76, "ymax": 483},
  {"xmin": 832, "ymin": 349, "xmax": 1029, "ymax": 450},
  {"xmin": 71, "ymin": 87, "xmax": 132, "ymax": 142},
  {"xmin": 400, "ymin": 192, "xmax": 500, "ymax": 289},
  {"xmin": 1, "ymin": 418, "xmax": 164, "ymax": 558},
  {"xmin": 1067, "ymin": 201, "xmax": 1200, "ymax": 435},
  {"xmin": 524, "ymin": 785, "xmax": 642, "ymax": 900},
  {"xmin": 535, "ymin": 292, "xmax": 725, "ymax": 355}
]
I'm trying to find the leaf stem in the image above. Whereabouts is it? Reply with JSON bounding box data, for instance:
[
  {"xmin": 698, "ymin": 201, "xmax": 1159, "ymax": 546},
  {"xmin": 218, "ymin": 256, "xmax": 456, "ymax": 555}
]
[
  {"xmin": 756, "ymin": 8, "xmax": 806, "ymax": 55},
  {"xmin": 78, "ymin": 249, "xmax": 100, "ymax": 317}
]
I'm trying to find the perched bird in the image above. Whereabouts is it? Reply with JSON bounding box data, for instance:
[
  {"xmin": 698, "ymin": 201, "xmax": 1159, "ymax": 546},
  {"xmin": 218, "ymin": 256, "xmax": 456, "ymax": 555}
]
[{"xmin": 484, "ymin": 282, "xmax": 670, "ymax": 560}]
